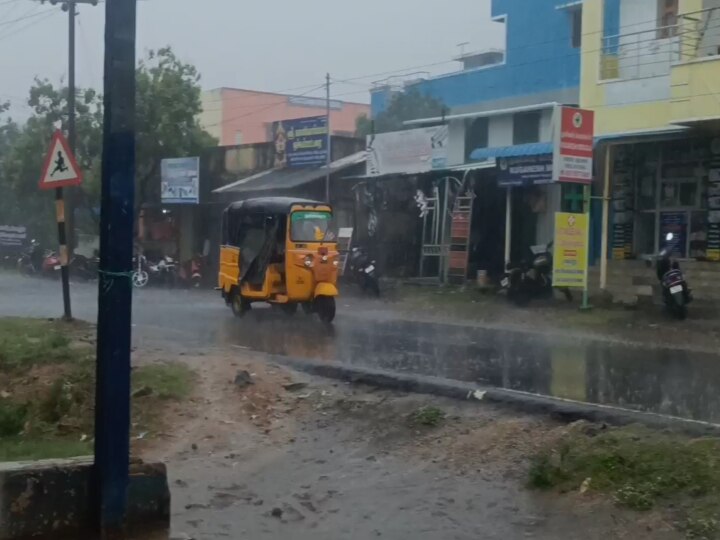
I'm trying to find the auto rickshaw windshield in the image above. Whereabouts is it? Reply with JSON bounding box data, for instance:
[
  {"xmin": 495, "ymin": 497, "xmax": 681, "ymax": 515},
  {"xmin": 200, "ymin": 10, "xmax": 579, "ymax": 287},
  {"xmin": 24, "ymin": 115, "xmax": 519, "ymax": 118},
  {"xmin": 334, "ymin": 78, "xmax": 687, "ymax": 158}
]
[{"xmin": 290, "ymin": 211, "xmax": 336, "ymax": 242}]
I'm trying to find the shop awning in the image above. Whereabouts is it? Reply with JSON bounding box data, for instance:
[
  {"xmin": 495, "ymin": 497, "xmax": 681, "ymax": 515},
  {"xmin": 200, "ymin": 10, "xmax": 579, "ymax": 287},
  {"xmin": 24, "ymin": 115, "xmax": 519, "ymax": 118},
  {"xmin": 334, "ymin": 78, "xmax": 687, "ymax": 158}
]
[
  {"xmin": 469, "ymin": 142, "xmax": 553, "ymax": 161},
  {"xmin": 213, "ymin": 151, "xmax": 366, "ymax": 194},
  {"xmin": 594, "ymin": 126, "xmax": 689, "ymax": 144},
  {"xmin": 343, "ymin": 160, "xmax": 496, "ymax": 181}
]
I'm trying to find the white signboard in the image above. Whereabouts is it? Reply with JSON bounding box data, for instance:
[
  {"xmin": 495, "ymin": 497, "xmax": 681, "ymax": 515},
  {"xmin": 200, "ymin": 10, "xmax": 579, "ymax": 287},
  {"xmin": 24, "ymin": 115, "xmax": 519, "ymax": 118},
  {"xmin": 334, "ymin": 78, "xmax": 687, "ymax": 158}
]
[
  {"xmin": 161, "ymin": 157, "xmax": 200, "ymax": 204},
  {"xmin": 0, "ymin": 225, "xmax": 27, "ymax": 247},
  {"xmin": 366, "ymin": 126, "xmax": 448, "ymax": 177}
]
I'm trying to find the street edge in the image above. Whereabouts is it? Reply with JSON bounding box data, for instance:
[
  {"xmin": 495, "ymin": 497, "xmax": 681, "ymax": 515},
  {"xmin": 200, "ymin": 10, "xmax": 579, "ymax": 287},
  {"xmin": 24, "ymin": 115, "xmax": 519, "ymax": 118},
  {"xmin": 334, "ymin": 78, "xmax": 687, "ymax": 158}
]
[{"xmin": 269, "ymin": 354, "xmax": 720, "ymax": 437}]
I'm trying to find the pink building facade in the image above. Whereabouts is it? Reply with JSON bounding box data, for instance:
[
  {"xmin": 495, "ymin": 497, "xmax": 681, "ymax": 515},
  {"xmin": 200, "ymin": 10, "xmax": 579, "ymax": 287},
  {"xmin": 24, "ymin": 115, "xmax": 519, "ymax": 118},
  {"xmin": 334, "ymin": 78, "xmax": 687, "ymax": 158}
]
[{"xmin": 199, "ymin": 88, "xmax": 370, "ymax": 147}]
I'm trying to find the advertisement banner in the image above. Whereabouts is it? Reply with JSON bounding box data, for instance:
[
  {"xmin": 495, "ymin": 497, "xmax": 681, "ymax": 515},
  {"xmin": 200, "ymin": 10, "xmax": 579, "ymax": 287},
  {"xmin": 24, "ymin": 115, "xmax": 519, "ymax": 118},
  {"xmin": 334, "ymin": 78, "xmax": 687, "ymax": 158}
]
[
  {"xmin": 0, "ymin": 225, "xmax": 27, "ymax": 247},
  {"xmin": 272, "ymin": 116, "xmax": 328, "ymax": 169},
  {"xmin": 497, "ymin": 154, "xmax": 553, "ymax": 187},
  {"xmin": 366, "ymin": 126, "xmax": 448, "ymax": 177},
  {"xmin": 553, "ymin": 212, "xmax": 589, "ymax": 289},
  {"xmin": 553, "ymin": 107, "xmax": 595, "ymax": 184},
  {"xmin": 161, "ymin": 157, "xmax": 200, "ymax": 204}
]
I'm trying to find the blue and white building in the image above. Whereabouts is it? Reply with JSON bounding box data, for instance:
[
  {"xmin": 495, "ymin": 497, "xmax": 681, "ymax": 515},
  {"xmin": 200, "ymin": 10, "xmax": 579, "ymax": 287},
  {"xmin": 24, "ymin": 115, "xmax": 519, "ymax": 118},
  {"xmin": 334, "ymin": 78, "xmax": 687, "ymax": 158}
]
[{"xmin": 369, "ymin": 0, "xmax": 587, "ymax": 270}]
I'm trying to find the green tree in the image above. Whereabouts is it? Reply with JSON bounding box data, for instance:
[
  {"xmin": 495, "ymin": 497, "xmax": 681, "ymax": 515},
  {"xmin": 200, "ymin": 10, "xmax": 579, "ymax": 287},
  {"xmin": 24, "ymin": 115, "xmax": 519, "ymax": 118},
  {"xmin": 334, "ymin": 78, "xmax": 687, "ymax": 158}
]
[
  {"xmin": 0, "ymin": 47, "xmax": 217, "ymax": 241},
  {"xmin": 372, "ymin": 89, "xmax": 447, "ymax": 134},
  {"xmin": 355, "ymin": 113, "xmax": 372, "ymax": 139},
  {"xmin": 134, "ymin": 47, "xmax": 217, "ymax": 214},
  {"xmin": 0, "ymin": 81, "xmax": 102, "ymax": 243}
]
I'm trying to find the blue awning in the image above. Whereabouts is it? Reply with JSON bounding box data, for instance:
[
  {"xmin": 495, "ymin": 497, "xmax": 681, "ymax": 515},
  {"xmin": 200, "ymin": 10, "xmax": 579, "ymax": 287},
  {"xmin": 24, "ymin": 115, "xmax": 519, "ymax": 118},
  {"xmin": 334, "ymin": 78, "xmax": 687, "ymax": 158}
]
[{"xmin": 470, "ymin": 142, "xmax": 553, "ymax": 161}]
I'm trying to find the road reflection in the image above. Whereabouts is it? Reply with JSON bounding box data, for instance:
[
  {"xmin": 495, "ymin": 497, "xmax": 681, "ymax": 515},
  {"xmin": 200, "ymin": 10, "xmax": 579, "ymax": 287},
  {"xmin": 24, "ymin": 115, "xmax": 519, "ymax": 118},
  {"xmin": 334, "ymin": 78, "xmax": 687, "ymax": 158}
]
[{"xmin": 218, "ymin": 311, "xmax": 720, "ymax": 425}]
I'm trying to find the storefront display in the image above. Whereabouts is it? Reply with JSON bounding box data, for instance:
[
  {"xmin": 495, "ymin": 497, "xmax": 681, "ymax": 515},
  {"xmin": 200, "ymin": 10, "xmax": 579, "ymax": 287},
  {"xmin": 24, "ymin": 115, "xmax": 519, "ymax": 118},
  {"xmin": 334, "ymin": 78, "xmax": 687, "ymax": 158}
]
[
  {"xmin": 611, "ymin": 146, "xmax": 635, "ymax": 259},
  {"xmin": 610, "ymin": 137, "xmax": 720, "ymax": 261}
]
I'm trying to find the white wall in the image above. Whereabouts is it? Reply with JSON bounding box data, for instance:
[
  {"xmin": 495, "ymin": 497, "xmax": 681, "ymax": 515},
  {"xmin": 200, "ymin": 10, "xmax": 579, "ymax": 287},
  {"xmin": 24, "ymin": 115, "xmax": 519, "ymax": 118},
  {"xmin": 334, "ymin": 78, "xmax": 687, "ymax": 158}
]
[
  {"xmin": 199, "ymin": 89, "xmax": 223, "ymax": 143},
  {"xmin": 447, "ymin": 120, "xmax": 466, "ymax": 166},
  {"xmin": 488, "ymin": 115, "xmax": 514, "ymax": 146}
]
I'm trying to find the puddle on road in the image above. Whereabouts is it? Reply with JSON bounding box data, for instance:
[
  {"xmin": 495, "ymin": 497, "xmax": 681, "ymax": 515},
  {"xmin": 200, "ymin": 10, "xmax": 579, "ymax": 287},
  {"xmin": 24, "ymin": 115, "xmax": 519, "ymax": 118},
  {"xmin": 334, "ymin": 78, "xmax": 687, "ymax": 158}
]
[{"xmin": 216, "ymin": 311, "xmax": 720, "ymax": 425}]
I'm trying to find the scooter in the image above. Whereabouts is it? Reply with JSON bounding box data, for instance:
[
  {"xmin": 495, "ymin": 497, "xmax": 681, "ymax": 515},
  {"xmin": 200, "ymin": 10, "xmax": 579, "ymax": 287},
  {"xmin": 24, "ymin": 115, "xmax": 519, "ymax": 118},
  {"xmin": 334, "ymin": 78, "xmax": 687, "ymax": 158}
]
[
  {"xmin": 501, "ymin": 242, "xmax": 572, "ymax": 306},
  {"xmin": 178, "ymin": 255, "xmax": 204, "ymax": 288},
  {"xmin": 17, "ymin": 241, "xmax": 61, "ymax": 278},
  {"xmin": 655, "ymin": 232, "xmax": 692, "ymax": 320},
  {"xmin": 348, "ymin": 247, "xmax": 380, "ymax": 296}
]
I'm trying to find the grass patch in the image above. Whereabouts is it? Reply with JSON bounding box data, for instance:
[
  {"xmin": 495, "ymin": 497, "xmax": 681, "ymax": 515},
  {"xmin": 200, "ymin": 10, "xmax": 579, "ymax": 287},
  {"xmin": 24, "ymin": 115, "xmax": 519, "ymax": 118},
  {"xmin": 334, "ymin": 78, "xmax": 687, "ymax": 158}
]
[
  {"xmin": 410, "ymin": 406, "xmax": 446, "ymax": 427},
  {"xmin": 132, "ymin": 363, "xmax": 194, "ymax": 400},
  {"xmin": 0, "ymin": 438, "xmax": 92, "ymax": 462},
  {"xmin": 0, "ymin": 318, "xmax": 91, "ymax": 371},
  {"xmin": 0, "ymin": 317, "xmax": 194, "ymax": 462},
  {"xmin": 529, "ymin": 424, "xmax": 720, "ymax": 538}
]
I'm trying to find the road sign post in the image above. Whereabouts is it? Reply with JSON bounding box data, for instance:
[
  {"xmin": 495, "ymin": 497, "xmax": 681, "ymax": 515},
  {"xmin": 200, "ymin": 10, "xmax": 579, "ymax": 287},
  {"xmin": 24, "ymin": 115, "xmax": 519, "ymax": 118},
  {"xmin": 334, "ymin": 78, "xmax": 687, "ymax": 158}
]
[
  {"xmin": 93, "ymin": 0, "xmax": 137, "ymax": 532},
  {"xmin": 39, "ymin": 130, "xmax": 83, "ymax": 320}
]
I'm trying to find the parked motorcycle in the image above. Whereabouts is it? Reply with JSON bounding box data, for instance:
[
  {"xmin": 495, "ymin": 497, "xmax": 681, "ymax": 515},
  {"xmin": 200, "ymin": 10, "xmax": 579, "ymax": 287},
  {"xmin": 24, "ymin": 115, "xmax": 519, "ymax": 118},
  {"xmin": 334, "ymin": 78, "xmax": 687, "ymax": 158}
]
[
  {"xmin": 17, "ymin": 241, "xmax": 61, "ymax": 278},
  {"xmin": 348, "ymin": 247, "xmax": 380, "ymax": 296},
  {"xmin": 654, "ymin": 232, "xmax": 692, "ymax": 320},
  {"xmin": 501, "ymin": 242, "xmax": 572, "ymax": 306},
  {"xmin": 70, "ymin": 251, "xmax": 99, "ymax": 281}
]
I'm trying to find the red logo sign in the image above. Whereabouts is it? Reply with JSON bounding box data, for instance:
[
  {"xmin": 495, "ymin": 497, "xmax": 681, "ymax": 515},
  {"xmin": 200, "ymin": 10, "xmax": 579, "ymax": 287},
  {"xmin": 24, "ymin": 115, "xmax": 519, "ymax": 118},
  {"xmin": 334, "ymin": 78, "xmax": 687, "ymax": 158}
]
[{"xmin": 553, "ymin": 107, "xmax": 595, "ymax": 184}]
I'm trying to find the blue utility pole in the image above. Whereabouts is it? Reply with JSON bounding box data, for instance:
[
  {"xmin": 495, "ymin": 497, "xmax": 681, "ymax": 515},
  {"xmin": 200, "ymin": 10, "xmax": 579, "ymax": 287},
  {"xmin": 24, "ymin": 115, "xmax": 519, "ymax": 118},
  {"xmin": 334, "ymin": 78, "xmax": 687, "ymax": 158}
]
[{"xmin": 94, "ymin": 0, "xmax": 137, "ymax": 531}]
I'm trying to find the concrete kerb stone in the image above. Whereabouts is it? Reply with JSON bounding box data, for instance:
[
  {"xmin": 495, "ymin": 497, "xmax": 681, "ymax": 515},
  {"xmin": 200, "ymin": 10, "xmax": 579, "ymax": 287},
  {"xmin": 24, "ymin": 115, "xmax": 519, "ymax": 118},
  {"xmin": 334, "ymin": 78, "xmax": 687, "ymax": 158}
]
[
  {"xmin": 270, "ymin": 355, "xmax": 720, "ymax": 438},
  {"xmin": 0, "ymin": 457, "xmax": 169, "ymax": 540}
]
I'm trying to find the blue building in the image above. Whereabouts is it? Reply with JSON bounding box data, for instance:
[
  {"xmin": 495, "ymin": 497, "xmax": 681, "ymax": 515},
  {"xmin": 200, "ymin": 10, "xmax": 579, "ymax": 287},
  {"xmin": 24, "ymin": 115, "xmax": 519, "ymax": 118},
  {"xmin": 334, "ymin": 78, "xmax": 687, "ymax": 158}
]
[
  {"xmin": 365, "ymin": 0, "xmax": 591, "ymax": 277},
  {"xmin": 371, "ymin": 0, "xmax": 582, "ymax": 118}
]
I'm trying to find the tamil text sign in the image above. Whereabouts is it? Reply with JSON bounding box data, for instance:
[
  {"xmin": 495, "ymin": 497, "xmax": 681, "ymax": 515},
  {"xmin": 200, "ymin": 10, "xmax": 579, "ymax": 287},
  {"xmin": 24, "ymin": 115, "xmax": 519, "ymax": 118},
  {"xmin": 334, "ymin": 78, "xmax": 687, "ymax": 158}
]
[
  {"xmin": 0, "ymin": 225, "xmax": 27, "ymax": 247},
  {"xmin": 366, "ymin": 126, "xmax": 448, "ymax": 177},
  {"xmin": 272, "ymin": 116, "xmax": 328, "ymax": 168},
  {"xmin": 553, "ymin": 212, "xmax": 588, "ymax": 289},
  {"xmin": 497, "ymin": 154, "xmax": 553, "ymax": 187},
  {"xmin": 161, "ymin": 157, "xmax": 200, "ymax": 204},
  {"xmin": 553, "ymin": 107, "xmax": 594, "ymax": 184}
]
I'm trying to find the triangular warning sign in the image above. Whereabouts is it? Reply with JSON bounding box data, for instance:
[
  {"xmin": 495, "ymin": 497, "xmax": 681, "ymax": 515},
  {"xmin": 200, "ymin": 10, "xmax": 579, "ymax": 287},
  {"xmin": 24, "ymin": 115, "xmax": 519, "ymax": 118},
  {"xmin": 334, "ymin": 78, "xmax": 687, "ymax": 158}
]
[{"xmin": 39, "ymin": 130, "xmax": 83, "ymax": 190}]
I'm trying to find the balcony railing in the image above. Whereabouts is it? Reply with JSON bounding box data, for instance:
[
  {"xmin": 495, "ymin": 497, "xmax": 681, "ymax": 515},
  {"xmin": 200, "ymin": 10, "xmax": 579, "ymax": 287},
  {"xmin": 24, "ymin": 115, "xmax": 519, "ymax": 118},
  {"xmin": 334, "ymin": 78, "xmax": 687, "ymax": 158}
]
[{"xmin": 599, "ymin": 7, "xmax": 720, "ymax": 81}]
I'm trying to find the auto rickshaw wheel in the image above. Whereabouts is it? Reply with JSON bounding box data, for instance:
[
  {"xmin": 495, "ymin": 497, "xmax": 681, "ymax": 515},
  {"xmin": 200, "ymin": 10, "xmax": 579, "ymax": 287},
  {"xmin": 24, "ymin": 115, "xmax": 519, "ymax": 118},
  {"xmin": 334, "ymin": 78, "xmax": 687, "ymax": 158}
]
[
  {"xmin": 314, "ymin": 296, "xmax": 336, "ymax": 323},
  {"xmin": 231, "ymin": 290, "xmax": 251, "ymax": 317}
]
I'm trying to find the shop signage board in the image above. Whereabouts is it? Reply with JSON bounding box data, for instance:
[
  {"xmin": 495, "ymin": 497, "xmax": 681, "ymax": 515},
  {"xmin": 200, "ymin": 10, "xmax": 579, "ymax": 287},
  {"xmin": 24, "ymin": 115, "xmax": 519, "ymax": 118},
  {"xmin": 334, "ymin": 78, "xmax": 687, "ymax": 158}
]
[
  {"xmin": 161, "ymin": 157, "xmax": 200, "ymax": 204},
  {"xmin": 553, "ymin": 107, "xmax": 594, "ymax": 184},
  {"xmin": 0, "ymin": 225, "xmax": 27, "ymax": 247},
  {"xmin": 496, "ymin": 154, "xmax": 553, "ymax": 187},
  {"xmin": 366, "ymin": 126, "xmax": 448, "ymax": 177},
  {"xmin": 271, "ymin": 116, "xmax": 328, "ymax": 168},
  {"xmin": 553, "ymin": 212, "xmax": 589, "ymax": 289}
]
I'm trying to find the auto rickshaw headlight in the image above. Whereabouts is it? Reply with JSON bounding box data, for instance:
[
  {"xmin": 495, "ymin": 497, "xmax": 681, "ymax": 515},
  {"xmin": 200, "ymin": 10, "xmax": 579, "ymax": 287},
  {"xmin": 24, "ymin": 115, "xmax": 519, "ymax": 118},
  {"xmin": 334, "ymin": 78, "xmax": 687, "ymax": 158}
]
[
  {"xmin": 304, "ymin": 255, "xmax": 313, "ymax": 267},
  {"xmin": 321, "ymin": 255, "xmax": 328, "ymax": 262},
  {"xmin": 333, "ymin": 260, "xmax": 339, "ymax": 267}
]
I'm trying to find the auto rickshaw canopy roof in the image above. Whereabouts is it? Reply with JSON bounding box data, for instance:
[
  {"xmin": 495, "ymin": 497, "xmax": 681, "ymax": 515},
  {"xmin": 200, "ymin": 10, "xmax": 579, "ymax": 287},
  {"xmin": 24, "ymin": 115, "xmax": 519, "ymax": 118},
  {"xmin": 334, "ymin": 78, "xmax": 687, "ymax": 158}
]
[{"xmin": 225, "ymin": 197, "xmax": 329, "ymax": 217}]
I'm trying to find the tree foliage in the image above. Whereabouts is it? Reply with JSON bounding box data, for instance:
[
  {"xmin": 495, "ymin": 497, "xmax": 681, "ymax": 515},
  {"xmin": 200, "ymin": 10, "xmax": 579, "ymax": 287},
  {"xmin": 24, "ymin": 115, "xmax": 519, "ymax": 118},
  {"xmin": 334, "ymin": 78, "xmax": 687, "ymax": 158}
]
[
  {"xmin": 357, "ymin": 89, "xmax": 447, "ymax": 137},
  {"xmin": 0, "ymin": 47, "xmax": 216, "ymax": 243}
]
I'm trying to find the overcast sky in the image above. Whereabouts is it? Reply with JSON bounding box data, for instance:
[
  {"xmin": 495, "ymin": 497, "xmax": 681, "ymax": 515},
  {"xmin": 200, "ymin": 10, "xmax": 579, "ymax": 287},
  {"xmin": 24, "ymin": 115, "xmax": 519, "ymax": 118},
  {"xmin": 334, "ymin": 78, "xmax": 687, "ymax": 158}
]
[{"xmin": 2, "ymin": 0, "xmax": 504, "ymax": 119}]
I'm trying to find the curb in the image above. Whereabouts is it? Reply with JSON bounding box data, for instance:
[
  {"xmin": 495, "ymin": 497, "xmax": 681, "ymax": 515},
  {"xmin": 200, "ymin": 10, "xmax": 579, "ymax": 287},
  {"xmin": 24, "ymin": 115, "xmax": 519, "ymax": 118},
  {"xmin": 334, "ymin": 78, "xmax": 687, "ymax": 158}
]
[{"xmin": 269, "ymin": 355, "xmax": 720, "ymax": 437}]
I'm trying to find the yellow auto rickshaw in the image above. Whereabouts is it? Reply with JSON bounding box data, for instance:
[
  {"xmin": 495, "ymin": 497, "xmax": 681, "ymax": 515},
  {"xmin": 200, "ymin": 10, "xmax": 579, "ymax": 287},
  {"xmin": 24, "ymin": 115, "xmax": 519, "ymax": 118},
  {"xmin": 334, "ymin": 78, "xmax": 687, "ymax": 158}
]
[{"xmin": 218, "ymin": 197, "xmax": 339, "ymax": 322}]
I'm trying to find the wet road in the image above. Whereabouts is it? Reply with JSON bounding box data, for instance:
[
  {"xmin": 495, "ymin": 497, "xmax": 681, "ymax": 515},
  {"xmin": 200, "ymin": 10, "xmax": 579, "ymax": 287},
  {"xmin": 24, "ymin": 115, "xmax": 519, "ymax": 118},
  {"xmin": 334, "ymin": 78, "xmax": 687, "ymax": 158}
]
[{"xmin": 3, "ymin": 273, "xmax": 720, "ymax": 425}]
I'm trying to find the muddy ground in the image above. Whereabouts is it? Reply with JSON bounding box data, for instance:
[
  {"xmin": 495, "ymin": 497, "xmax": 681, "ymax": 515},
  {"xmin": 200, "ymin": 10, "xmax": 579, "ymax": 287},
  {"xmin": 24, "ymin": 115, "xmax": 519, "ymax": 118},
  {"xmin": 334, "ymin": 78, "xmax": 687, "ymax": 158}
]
[{"xmin": 138, "ymin": 350, "xmax": 681, "ymax": 540}]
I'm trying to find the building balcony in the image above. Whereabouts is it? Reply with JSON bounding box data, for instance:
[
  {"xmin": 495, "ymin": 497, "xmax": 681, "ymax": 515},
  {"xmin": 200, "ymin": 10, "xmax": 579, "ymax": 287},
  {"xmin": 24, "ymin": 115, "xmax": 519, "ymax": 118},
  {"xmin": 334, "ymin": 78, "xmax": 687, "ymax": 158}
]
[
  {"xmin": 669, "ymin": 6, "xmax": 720, "ymax": 125},
  {"xmin": 596, "ymin": 7, "xmax": 720, "ymax": 126}
]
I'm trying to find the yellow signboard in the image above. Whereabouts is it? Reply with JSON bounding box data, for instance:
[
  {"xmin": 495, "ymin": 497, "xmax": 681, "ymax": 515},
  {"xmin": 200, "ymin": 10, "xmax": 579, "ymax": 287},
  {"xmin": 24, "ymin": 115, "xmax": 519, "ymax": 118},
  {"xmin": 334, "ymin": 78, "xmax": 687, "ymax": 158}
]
[{"xmin": 553, "ymin": 212, "xmax": 589, "ymax": 289}]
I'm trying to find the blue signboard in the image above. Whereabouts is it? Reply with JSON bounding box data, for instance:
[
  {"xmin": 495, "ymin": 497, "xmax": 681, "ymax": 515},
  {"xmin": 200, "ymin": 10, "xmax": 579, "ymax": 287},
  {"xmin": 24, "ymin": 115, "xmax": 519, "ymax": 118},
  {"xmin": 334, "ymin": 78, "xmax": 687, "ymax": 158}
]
[
  {"xmin": 272, "ymin": 116, "xmax": 328, "ymax": 168},
  {"xmin": 496, "ymin": 154, "xmax": 553, "ymax": 187},
  {"xmin": 161, "ymin": 157, "xmax": 200, "ymax": 204}
]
